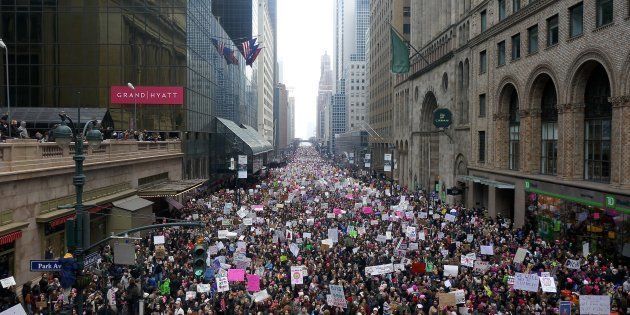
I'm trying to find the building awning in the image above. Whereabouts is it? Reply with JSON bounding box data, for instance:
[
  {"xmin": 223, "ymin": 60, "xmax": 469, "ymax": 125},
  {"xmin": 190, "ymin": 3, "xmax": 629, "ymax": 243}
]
[
  {"xmin": 36, "ymin": 208, "xmax": 76, "ymax": 223},
  {"xmin": 165, "ymin": 197, "xmax": 184, "ymax": 210},
  {"xmin": 138, "ymin": 179, "xmax": 206, "ymax": 198},
  {"xmin": 112, "ymin": 195, "xmax": 154, "ymax": 212},
  {"xmin": 216, "ymin": 117, "xmax": 273, "ymax": 155},
  {"xmin": 0, "ymin": 222, "xmax": 29, "ymax": 245},
  {"xmin": 458, "ymin": 175, "xmax": 515, "ymax": 189}
]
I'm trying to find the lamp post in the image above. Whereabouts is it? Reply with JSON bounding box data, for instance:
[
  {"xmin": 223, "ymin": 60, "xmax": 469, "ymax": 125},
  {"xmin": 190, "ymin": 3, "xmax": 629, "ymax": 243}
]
[
  {"xmin": 127, "ymin": 82, "xmax": 137, "ymax": 130},
  {"xmin": 0, "ymin": 39, "xmax": 10, "ymax": 137},
  {"xmin": 54, "ymin": 112, "xmax": 102, "ymax": 313}
]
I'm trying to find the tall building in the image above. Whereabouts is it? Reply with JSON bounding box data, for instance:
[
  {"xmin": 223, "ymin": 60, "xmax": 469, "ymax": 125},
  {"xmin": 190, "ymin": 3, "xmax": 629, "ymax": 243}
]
[
  {"xmin": 368, "ymin": 0, "xmax": 410, "ymax": 173},
  {"xmin": 288, "ymin": 96, "xmax": 295, "ymax": 142},
  {"xmin": 212, "ymin": 0, "xmax": 257, "ymax": 42},
  {"xmin": 257, "ymin": 0, "xmax": 276, "ymax": 143},
  {"xmin": 392, "ymin": 0, "xmax": 630, "ymax": 244},
  {"xmin": 317, "ymin": 52, "xmax": 334, "ymax": 145},
  {"xmin": 332, "ymin": 0, "xmax": 370, "ymax": 152},
  {"xmin": 277, "ymin": 83, "xmax": 289, "ymax": 149}
]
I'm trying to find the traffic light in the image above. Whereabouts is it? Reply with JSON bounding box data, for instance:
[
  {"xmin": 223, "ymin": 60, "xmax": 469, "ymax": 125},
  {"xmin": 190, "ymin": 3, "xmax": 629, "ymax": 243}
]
[{"xmin": 193, "ymin": 245, "xmax": 206, "ymax": 277}]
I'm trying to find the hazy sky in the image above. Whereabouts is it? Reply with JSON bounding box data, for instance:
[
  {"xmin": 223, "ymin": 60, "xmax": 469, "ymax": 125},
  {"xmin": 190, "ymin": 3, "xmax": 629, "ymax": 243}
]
[{"xmin": 277, "ymin": 0, "xmax": 334, "ymax": 139}]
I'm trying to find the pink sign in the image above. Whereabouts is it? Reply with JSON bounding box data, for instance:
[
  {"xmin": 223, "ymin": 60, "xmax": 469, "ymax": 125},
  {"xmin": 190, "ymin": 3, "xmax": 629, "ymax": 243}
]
[
  {"xmin": 110, "ymin": 86, "xmax": 184, "ymax": 105},
  {"xmin": 246, "ymin": 274, "xmax": 261, "ymax": 292},
  {"xmin": 362, "ymin": 207, "xmax": 373, "ymax": 214},
  {"xmin": 345, "ymin": 194, "xmax": 354, "ymax": 200},
  {"xmin": 227, "ymin": 269, "xmax": 246, "ymax": 282},
  {"xmin": 333, "ymin": 208, "xmax": 342, "ymax": 215}
]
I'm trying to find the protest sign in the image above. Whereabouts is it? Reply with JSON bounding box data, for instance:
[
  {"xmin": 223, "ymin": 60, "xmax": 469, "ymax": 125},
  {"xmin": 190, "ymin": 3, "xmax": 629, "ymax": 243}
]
[
  {"xmin": 460, "ymin": 254, "xmax": 475, "ymax": 267},
  {"xmin": 559, "ymin": 301, "xmax": 571, "ymax": 315},
  {"xmin": 197, "ymin": 284, "xmax": 211, "ymax": 293},
  {"xmin": 480, "ymin": 245, "xmax": 494, "ymax": 255},
  {"xmin": 153, "ymin": 235, "xmax": 165, "ymax": 245},
  {"xmin": 328, "ymin": 284, "xmax": 347, "ymax": 308},
  {"xmin": 406, "ymin": 226, "xmax": 417, "ymax": 239},
  {"xmin": 246, "ymin": 274, "xmax": 260, "ymax": 292},
  {"xmin": 328, "ymin": 228, "xmax": 339, "ymax": 243},
  {"xmin": 0, "ymin": 277, "xmax": 16, "ymax": 288},
  {"xmin": 466, "ymin": 234, "xmax": 473, "ymax": 243},
  {"xmin": 443, "ymin": 265, "xmax": 459, "ymax": 277},
  {"xmin": 243, "ymin": 218, "xmax": 253, "ymax": 226},
  {"xmin": 453, "ymin": 290, "xmax": 466, "ymax": 304},
  {"xmin": 565, "ymin": 259, "xmax": 580, "ymax": 270},
  {"xmin": 583, "ymin": 242, "xmax": 590, "ymax": 258},
  {"xmin": 364, "ymin": 263, "xmax": 394, "ymax": 276},
  {"xmin": 186, "ymin": 291, "xmax": 196, "ymax": 300},
  {"xmin": 438, "ymin": 293, "xmax": 457, "ymax": 307},
  {"xmin": 513, "ymin": 273, "xmax": 539, "ymax": 292},
  {"xmin": 539, "ymin": 276, "xmax": 556, "ymax": 293},
  {"xmin": 253, "ymin": 290, "xmax": 271, "ymax": 302},
  {"xmin": 216, "ymin": 276, "xmax": 230, "ymax": 292},
  {"xmin": 473, "ymin": 260, "xmax": 490, "ymax": 273},
  {"xmin": 514, "ymin": 248, "xmax": 528, "ymax": 264},
  {"xmin": 227, "ymin": 269, "xmax": 245, "ymax": 282},
  {"xmin": 289, "ymin": 243, "xmax": 300, "ymax": 257},
  {"xmin": 579, "ymin": 295, "xmax": 610, "ymax": 315},
  {"xmin": 290, "ymin": 266, "xmax": 304, "ymax": 284},
  {"xmin": 445, "ymin": 213, "xmax": 456, "ymax": 222}
]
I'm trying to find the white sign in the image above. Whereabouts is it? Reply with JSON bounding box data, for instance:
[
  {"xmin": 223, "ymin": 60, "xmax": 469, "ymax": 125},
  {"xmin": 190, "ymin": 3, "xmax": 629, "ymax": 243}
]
[
  {"xmin": 243, "ymin": 218, "xmax": 253, "ymax": 226},
  {"xmin": 513, "ymin": 273, "xmax": 539, "ymax": 292},
  {"xmin": 443, "ymin": 265, "xmax": 459, "ymax": 277},
  {"xmin": 238, "ymin": 155, "xmax": 248, "ymax": 179},
  {"xmin": 328, "ymin": 228, "xmax": 339, "ymax": 243},
  {"xmin": 216, "ymin": 276, "xmax": 230, "ymax": 292},
  {"xmin": 460, "ymin": 254, "xmax": 475, "ymax": 267},
  {"xmin": 513, "ymin": 248, "xmax": 528, "ymax": 264},
  {"xmin": 0, "ymin": 304, "xmax": 27, "ymax": 315},
  {"xmin": 289, "ymin": 243, "xmax": 300, "ymax": 257},
  {"xmin": 579, "ymin": 295, "xmax": 610, "ymax": 315},
  {"xmin": 466, "ymin": 234, "xmax": 473, "ymax": 243},
  {"xmin": 473, "ymin": 260, "xmax": 490, "ymax": 273},
  {"xmin": 253, "ymin": 290, "xmax": 271, "ymax": 302},
  {"xmin": 365, "ymin": 263, "xmax": 395, "ymax": 276},
  {"xmin": 406, "ymin": 226, "xmax": 417, "ymax": 239},
  {"xmin": 290, "ymin": 266, "xmax": 304, "ymax": 284},
  {"xmin": 197, "ymin": 284, "xmax": 211, "ymax": 293},
  {"xmin": 384, "ymin": 154, "xmax": 392, "ymax": 172},
  {"xmin": 539, "ymin": 276, "xmax": 557, "ymax": 293},
  {"xmin": 153, "ymin": 235, "xmax": 165, "ymax": 245},
  {"xmin": 565, "ymin": 259, "xmax": 580, "ymax": 270},
  {"xmin": 0, "ymin": 277, "xmax": 15, "ymax": 288},
  {"xmin": 480, "ymin": 245, "xmax": 494, "ymax": 255},
  {"xmin": 453, "ymin": 290, "xmax": 466, "ymax": 304},
  {"xmin": 582, "ymin": 242, "xmax": 590, "ymax": 258},
  {"xmin": 328, "ymin": 284, "xmax": 347, "ymax": 308},
  {"xmin": 445, "ymin": 214, "xmax": 456, "ymax": 222}
]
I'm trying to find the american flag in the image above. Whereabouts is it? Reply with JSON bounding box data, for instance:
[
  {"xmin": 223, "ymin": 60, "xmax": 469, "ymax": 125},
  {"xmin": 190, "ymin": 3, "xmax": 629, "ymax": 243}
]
[{"xmin": 240, "ymin": 38, "xmax": 258, "ymax": 59}]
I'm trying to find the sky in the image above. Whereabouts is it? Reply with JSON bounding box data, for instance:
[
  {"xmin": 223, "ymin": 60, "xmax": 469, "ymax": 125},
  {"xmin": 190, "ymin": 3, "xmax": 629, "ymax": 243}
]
[{"xmin": 277, "ymin": 0, "xmax": 334, "ymax": 140}]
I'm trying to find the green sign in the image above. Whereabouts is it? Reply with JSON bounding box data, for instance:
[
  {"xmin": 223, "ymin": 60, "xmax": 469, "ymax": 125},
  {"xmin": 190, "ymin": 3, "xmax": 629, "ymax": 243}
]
[
  {"xmin": 605, "ymin": 195, "xmax": 616, "ymax": 208},
  {"xmin": 524, "ymin": 180, "xmax": 530, "ymax": 189},
  {"xmin": 433, "ymin": 108, "xmax": 453, "ymax": 129}
]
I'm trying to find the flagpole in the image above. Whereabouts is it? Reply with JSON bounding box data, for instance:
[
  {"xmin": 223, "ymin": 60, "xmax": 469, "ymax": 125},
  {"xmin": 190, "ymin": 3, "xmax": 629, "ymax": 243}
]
[{"xmin": 389, "ymin": 22, "xmax": 430, "ymax": 65}]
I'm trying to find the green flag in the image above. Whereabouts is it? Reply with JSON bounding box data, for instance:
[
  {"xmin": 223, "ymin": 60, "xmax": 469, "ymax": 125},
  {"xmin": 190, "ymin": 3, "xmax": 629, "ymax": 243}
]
[{"xmin": 390, "ymin": 27, "xmax": 410, "ymax": 73}]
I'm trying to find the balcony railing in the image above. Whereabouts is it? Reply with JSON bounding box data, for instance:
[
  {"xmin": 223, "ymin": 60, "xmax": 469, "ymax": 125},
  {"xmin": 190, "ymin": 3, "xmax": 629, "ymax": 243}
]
[{"xmin": 0, "ymin": 139, "xmax": 182, "ymax": 173}]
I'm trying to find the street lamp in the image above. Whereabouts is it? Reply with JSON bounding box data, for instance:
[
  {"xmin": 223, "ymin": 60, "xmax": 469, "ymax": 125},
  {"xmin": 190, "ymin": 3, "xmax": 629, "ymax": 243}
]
[
  {"xmin": 127, "ymin": 82, "xmax": 137, "ymax": 130},
  {"xmin": 53, "ymin": 112, "xmax": 102, "ymax": 304},
  {"xmin": 0, "ymin": 39, "xmax": 10, "ymax": 137}
]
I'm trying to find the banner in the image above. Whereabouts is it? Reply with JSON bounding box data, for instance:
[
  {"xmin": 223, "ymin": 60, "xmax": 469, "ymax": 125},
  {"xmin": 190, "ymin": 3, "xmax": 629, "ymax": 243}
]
[
  {"xmin": 238, "ymin": 155, "xmax": 248, "ymax": 179},
  {"xmin": 384, "ymin": 154, "xmax": 392, "ymax": 172},
  {"xmin": 364, "ymin": 263, "xmax": 394, "ymax": 276},
  {"xmin": 364, "ymin": 153, "xmax": 371, "ymax": 168}
]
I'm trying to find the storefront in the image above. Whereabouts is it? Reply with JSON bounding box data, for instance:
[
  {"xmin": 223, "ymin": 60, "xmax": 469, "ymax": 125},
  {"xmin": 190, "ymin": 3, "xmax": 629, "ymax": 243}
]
[
  {"xmin": 524, "ymin": 180, "xmax": 629, "ymax": 256},
  {"xmin": 37, "ymin": 210, "xmax": 76, "ymax": 259},
  {"xmin": 0, "ymin": 226, "xmax": 27, "ymax": 279}
]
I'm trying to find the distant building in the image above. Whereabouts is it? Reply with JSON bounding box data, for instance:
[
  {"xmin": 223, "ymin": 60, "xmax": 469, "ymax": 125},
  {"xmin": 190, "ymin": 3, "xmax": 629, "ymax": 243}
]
[{"xmin": 317, "ymin": 52, "xmax": 334, "ymax": 149}]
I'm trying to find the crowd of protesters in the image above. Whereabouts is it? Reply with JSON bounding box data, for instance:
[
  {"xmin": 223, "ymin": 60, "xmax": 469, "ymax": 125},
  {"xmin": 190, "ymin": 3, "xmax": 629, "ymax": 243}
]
[{"xmin": 2, "ymin": 146, "xmax": 629, "ymax": 314}]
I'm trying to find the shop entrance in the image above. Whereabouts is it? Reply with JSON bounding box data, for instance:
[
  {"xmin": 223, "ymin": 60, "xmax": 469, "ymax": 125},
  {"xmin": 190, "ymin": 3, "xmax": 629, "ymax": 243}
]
[{"xmin": 497, "ymin": 188, "xmax": 515, "ymax": 221}]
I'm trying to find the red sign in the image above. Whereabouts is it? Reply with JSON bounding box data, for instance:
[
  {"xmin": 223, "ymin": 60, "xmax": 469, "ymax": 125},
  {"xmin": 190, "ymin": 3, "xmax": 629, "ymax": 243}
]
[{"xmin": 110, "ymin": 86, "xmax": 184, "ymax": 105}]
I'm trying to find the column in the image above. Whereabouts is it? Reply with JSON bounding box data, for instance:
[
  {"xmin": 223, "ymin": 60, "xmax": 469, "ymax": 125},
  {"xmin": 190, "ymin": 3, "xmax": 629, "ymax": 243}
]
[
  {"xmin": 492, "ymin": 113, "xmax": 509, "ymax": 169},
  {"xmin": 488, "ymin": 186, "xmax": 497, "ymax": 218},
  {"xmin": 518, "ymin": 109, "xmax": 532, "ymax": 173},
  {"xmin": 557, "ymin": 103, "xmax": 585, "ymax": 180},
  {"xmin": 465, "ymin": 180, "xmax": 474, "ymax": 209},
  {"xmin": 513, "ymin": 182, "xmax": 526, "ymax": 228},
  {"xmin": 529, "ymin": 109, "xmax": 542, "ymax": 174},
  {"xmin": 610, "ymin": 96, "xmax": 630, "ymax": 187}
]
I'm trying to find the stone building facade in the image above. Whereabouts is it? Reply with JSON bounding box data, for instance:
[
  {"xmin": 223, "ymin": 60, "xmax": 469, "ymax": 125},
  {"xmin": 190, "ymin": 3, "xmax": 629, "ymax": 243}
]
[{"xmin": 394, "ymin": 0, "xmax": 630, "ymax": 234}]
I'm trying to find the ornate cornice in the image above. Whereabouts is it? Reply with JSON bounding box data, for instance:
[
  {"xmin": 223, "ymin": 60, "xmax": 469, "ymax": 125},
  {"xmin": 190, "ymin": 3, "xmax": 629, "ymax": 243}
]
[
  {"xmin": 609, "ymin": 96, "xmax": 630, "ymax": 108},
  {"xmin": 518, "ymin": 109, "xmax": 530, "ymax": 118}
]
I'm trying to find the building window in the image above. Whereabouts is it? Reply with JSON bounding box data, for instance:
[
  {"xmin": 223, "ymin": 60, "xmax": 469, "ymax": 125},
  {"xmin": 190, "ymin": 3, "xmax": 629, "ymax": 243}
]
[
  {"xmin": 513, "ymin": 0, "xmax": 521, "ymax": 12},
  {"xmin": 479, "ymin": 94, "xmax": 486, "ymax": 117},
  {"xmin": 479, "ymin": 50, "xmax": 487, "ymax": 74},
  {"xmin": 540, "ymin": 81, "xmax": 558, "ymax": 175},
  {"xmin": 508, "ymin": 92, "xmax": 520, "ymax": 170},
  {"xmin": 511, "ymin": 33, "xmax": 521, "ymax": 60},
  {"xmin": 547, "ymin": 15, "xmax": 559, "ymax": 46},
  {"xmin": 596, "ymin": 0, "xmax": 613, "ymax": 27},
  {"xmin": 497, "ymin": 41, "xmax": 506, "ymax": 66},
  {"xmin": 528, "ymin": 25, "xmax": 539, "ymax": 54},
  {"xmin": 569, "ymin": 2, "xmax": 584, "ymax": 37},
  {"xmin": 498, "ymin": 0, "xmax": 507, "ymax": 21},
  {"xmin": 478, "ymin": 131, "xmax": 486, "ymax": 162},
  {"xmin": 403, "ymin": 23, "xmax": 411, "ymax": 34},
  {"xmin": 480, "ymin": 10, "xmax": 487, "ymax": 32},
  {"xmin": 584, "ymin": 65, "xmax": 612, "ymax": 183}
]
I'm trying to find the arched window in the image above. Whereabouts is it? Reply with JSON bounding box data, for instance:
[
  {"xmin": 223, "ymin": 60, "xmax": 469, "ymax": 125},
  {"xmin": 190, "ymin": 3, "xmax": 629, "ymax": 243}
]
[
  {"xmin": 584, "ymin": 65, "xmax": 612, "ymax": 182},
  {"xmin": 508, "ymin": 91, "xmax": 520, "ymax": 170},
  {"xmin": 540, "ymin": 80, "xmax": 558, "ymax": 175}
]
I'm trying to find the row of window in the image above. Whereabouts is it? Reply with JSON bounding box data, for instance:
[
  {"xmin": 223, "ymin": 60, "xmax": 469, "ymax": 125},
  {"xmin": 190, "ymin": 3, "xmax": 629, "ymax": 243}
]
[{"xmin": 479, "ymin": 1, "xmax": 614, "ymax": 73}]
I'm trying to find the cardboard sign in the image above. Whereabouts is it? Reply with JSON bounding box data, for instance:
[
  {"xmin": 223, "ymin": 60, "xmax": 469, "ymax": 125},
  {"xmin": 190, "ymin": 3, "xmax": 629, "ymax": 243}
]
[
  {"xmin": 579, "ymin": 295, "xmax": 610, "ymax": 315},
  {"xmin": 513, "ymin": 272, "xmax": 539, "ymax": 292},
  {"xmin": 438, "ymin": 293, "xmax": 457, "ymax": 307},
  {"xmin": 539, "ymin": 276, "xmax": 557, "ymax": 293}
]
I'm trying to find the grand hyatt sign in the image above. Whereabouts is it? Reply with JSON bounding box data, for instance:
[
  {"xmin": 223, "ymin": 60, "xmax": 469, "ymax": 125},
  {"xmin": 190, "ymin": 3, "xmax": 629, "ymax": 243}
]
[{"xmin": 110, "ymin": 86, "xmax": 184, "ymax": 105}]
